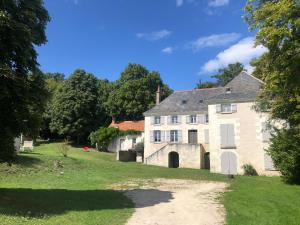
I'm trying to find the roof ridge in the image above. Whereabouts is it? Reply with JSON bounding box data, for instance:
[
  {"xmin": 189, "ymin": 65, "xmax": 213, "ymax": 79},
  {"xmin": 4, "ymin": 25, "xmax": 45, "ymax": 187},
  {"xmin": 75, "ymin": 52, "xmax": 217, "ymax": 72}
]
[{"xmin": 175, "ymin": 87, "xmax": 221, "ymax": 93}]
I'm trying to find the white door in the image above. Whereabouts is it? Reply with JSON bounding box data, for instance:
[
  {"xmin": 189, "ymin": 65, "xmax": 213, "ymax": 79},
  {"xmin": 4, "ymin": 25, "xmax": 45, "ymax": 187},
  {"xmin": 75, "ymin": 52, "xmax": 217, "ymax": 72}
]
[{"xmin": 221, "ymin": 152, "xmax": 237, "ymax": 175}]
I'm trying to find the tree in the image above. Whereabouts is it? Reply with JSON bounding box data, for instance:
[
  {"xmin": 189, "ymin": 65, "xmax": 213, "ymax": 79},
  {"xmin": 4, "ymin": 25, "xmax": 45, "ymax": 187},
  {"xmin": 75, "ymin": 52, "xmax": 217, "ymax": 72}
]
[
  {"xmin": 40, "ymin": 73, "xmax": 65, "ymax": 139},
  {"xmin": 50, "ymin": 69, "xmax": 108, "ymax": 144},
  {"xmin": 0, "ymin": 0, "xmax": 50, "ymax": 160},
  {"xmin": 212, "ymin": 62, "xmax": 244, "ymax": 86},
  {"xmin": 196, "ymin": 63, "xmax": 244, "ymax": 89},
  {"xmin": 196, "ymin": 80, "xmax": 217, "ymax": 89},
  {"xmin": 107, "ymin": 64, "xmax": 172, "ymax": 121},
  {"xmin": 245, "ymin": 0, "xmax": 300, "ymax": 183}
]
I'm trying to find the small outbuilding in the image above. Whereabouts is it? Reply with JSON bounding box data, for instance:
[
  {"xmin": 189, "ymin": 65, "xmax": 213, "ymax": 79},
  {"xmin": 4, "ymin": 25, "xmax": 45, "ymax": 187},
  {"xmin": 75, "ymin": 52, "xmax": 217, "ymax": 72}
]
[{"xmin": 108, "ymin": 119, "xmax": 144, "ymax": 161}]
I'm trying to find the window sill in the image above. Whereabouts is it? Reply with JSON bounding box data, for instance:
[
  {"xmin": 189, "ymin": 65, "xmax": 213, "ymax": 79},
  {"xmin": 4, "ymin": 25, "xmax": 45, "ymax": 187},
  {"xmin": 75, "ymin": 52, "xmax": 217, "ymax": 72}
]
[
  {"xmin": 221, "ymin": 146, "xmax": 237, "ymax": 149},
  {"xmin": 220, "ymin": 111, "xmax": 233, "ymax": 114}
]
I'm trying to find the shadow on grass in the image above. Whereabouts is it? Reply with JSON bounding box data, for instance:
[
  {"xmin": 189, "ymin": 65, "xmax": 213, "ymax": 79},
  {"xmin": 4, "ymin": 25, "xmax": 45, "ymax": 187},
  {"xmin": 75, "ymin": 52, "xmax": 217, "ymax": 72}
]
[
  {"xmin": 13, "ymin": 155, "xmax": 42, "ymax": 168},
  {"xmin": 0, "ymin": 188, "xmax": 173, "ymax": 218}
]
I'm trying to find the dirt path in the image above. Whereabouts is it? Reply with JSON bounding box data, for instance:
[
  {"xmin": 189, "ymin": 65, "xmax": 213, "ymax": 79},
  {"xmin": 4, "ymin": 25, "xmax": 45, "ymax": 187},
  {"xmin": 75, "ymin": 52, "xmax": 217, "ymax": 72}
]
[{"xmin": 121, "ymin": 179, "xmax": 227, "ymax": 225}]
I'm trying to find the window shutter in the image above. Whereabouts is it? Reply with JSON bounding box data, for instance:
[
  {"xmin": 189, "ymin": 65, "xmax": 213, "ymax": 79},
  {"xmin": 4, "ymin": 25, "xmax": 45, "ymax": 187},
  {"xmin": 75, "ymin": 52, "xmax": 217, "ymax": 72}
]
[
  {"xmin": 167, "ymin": 116, "xmax": 171, "ymax": 125},
  {"xmin": 166, "ymin": 130, "xmax": 170, "ymax": 142},
  {"xmin": 231, "ymin": 104, "xmax": 237, "ymax": 113},
  {"xmin": 161, "ymin": 130, "xmax": 165, "ymax": 142},
  {"xmin": 264, "ymin": 153, "xmax": 275, "ymax": 170},
  {"xmin": 160, "ymin": 116, "xmax": 164, "ymax": 125},
  {"xmin": 220, "ymin": 124, "xmax": 227, "ymax": 148},
  {"xmin": 150, "ymin": 131, "xmax": 154, "ymax": 143},
  {"xmin": 262, "ymin": 122, "xmax": 271, "ymax": 142},
  {"xmin": 227, "ymin": 124, "xmax": 235, "ymax": 147},
  {"xmin": 178, "ymin": 130, "xmax": 182, "ymax": 143},
  {"xmin": 204, "ymin": 129, "xmax": 209, "ymax": 144},
  {"xmin": 186, "ymin": 115, "xmax": 190, "ymax": 124},
  {"xmin": 151, "ymin": 117, "xmax": 154, "ymax": 125},
  {"xmin": 197, "ymin": 115, "xmax": 205, "ymax": 124},
  {"xmin": 177, "ymin": 115, "xmax": 181, "ymax": 124},
  {"xmin": 216, "ymin": 104, "xmax": 221, "ymax": 113}
]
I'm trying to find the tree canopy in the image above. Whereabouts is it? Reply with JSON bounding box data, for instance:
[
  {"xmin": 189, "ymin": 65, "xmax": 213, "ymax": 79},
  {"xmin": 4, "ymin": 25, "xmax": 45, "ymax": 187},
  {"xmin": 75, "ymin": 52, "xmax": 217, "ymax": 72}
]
[
  {"xmin": 245, "ymin": 0, "xmax": 300, "ymax": 183},
  {"xmin": 0, "ymin": 0, "xmax": 50, "ymax": 160},
  {"xmin": 50, "ymin": 69, "xmax": 109, "ymax": 144},
  {"xmin": 196, "ymin": 62, "xmax": 244, "ymax": 89},
  {"xmin": 107, "ymin": 64, "xmax": 173, "ymax": 121}
]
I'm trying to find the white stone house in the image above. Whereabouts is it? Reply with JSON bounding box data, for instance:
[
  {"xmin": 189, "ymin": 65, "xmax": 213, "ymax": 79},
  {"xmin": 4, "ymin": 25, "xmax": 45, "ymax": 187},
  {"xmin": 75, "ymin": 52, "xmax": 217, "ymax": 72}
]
[
  {"xmin": 143, "ymin": 72, "xmax": 277, "ymax": 175},
  {"xmin": 107, "ymin": 120, "xmax": 144, "ymax": 153}
]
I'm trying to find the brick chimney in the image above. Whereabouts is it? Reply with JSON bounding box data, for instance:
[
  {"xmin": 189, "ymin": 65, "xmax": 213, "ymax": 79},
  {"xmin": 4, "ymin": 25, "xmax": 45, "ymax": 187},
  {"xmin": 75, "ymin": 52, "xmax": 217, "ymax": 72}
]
[{"xmin": 156, "ymin": 85, "xmax": 161, "ymax": 105}]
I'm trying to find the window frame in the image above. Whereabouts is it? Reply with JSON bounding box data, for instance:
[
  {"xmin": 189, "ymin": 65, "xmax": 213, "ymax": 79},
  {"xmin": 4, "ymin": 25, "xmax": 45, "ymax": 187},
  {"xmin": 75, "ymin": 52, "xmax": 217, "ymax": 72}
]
[
  {"xmin": 170, "ymin": 130, "xmax": 179, "ymax": 143},
  {"xmin": 190, "ymin": 115, "xmax": 197, "ymax": 124},
  {"xmin": 171, "ymin": 115, "xmax": 179, "ymax": 124},
  {"xmin": 154, "ymin": 130, "xmax": 162, "ymax": 143},
  {"xmin": 221, "ymin": 104, "xmax": 232, "ymax": 113},
  {"xmin": 154, "ymin": 116, "xmax": 161, "ymax": 125}
]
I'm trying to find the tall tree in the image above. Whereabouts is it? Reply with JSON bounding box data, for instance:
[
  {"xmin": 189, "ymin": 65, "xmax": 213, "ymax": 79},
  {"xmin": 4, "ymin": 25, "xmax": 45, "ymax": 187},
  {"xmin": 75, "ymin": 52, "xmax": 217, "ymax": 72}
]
[
  {"xmin": 0, "ymin": 0, "xmax": 50, "ymax": 160},
  {"xmin": 245, "ymin": 0, "xmax": 300, "ymax": 183},
  {"xmin": 107, "ymin": 64, "xmax": 172, "ymax": 121},
  {"xmin": 50, "ymin": 69, "xmax": 108, "ymax": 144},
  {"xmin": 212, "ymin": 62, "xmax": 244, "ymax": 86},
  {"xmin": 40, "ymin": 73, "xmax": 65, "ymax": 139}
]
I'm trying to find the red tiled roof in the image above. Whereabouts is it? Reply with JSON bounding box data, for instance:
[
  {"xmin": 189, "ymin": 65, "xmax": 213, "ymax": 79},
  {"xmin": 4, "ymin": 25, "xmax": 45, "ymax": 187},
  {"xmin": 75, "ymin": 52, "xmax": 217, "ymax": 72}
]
[{"xmin": 109, "ymin": 120, "xmax": 144, "ymax": 132}]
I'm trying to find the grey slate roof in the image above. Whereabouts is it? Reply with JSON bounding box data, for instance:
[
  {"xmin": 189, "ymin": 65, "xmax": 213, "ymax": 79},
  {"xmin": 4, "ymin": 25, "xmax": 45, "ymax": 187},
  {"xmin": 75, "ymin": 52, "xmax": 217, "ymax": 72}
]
[{"xmin": 143, "ymin": 71, "xmax": 263, "ymax": 116}]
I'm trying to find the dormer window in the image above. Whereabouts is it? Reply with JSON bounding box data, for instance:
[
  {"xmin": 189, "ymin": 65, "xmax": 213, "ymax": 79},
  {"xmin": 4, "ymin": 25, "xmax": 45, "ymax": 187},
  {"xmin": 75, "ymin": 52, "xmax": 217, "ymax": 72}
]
[{"xmin": 226, "ymin": 87, "xmax": 232, "ymax": 94}]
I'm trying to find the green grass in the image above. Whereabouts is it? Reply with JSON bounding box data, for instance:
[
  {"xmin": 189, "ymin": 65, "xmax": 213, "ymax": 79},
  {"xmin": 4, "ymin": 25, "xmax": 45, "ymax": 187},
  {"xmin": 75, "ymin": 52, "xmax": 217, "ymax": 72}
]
[
  {"xmin": 224, "ymin": 176, "xmax": 300, "ymax": 225},
  {"xmin": 0, "ymin": 142, "xmax": 299, "ymax": 225}
]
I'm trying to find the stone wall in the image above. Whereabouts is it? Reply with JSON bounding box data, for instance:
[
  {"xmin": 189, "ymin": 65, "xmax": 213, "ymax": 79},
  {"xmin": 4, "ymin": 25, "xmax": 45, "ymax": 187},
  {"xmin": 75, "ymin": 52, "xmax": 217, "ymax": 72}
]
[{"xmin": 145, "ymin": 144, "xmax": 202, "ymax": 169}]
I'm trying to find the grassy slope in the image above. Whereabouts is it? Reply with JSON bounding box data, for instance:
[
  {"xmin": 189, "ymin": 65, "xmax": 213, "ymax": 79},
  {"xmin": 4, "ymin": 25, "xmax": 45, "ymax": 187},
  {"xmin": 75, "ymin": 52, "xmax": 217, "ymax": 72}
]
[
  {"xmin": 0, "ymin": 143, "xmax": 225, "ymax": 225},
  {"xmin": 0, "ymin": 143, "xmax": 299, "ymax": 225}
]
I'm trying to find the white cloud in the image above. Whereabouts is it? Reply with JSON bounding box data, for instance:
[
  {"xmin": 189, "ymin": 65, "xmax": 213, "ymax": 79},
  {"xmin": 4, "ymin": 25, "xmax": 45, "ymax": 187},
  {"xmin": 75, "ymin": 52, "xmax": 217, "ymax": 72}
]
[
  {"xmin": 200, "ymin": 37, "xmax": 268, "ymax": 74},
  {"xmin": 136, "ymin": 30, "xmax": 172, "ymax": 41},
  {"xmin": 208, "ymin": 0, "xmax": 229, "ymax": 7},
  {"xmin": 188, "ymin": 33, "xmax": 241, "ymax": 52},
  {"xmin": 162, "ymin": 47, "xmax": 174, "ymax": 54},
  {"xmin": 176, "ymin": 0, "xmax": 184, "ymax": 7}
]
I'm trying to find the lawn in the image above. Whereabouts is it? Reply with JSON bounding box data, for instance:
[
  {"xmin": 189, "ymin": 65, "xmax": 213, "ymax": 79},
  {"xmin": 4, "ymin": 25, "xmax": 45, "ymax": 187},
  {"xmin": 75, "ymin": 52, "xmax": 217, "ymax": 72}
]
[{"xmin": 0, "ymin": 143, "xmax": 299, "ymax": 225}]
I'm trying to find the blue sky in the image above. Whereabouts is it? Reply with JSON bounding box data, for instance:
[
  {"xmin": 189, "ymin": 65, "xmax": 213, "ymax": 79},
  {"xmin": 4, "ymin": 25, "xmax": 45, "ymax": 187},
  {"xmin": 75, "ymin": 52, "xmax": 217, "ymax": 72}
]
[{"xmin": 37, "ymin": 0, "xmax": 266, "ymax": 90}]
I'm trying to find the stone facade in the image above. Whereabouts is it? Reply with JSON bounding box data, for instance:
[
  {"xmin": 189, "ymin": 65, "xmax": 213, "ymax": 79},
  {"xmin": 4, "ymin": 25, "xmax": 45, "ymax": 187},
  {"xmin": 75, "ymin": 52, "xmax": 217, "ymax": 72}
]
[{"xmin": 143, "ymin": 72, "xmax": 278, "ymax": 176}]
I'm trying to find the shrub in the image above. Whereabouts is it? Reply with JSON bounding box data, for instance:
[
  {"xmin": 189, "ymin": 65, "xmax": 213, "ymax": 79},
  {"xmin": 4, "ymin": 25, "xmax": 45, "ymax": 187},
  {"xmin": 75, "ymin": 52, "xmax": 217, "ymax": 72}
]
[
  {"xmin": 268, "ymin": 128, "xmax": 300, "ymax": 184},
  {"xmin": 242, "ymin": 164, "xmax": 258, "ymax": 176},
  {"xmin": 59, "ymin": 139, "xmax": 70, "ymax": 157}
]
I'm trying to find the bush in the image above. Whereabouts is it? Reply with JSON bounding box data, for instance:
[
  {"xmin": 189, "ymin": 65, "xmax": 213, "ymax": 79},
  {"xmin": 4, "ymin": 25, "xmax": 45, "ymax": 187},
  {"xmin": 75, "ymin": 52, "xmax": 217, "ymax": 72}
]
[
  {"xmin": 242, "ymin": 164, "xmax": 258, "ymax": 176},
  {"xmin": 268, "ymin": 128, "xmax": 300, "ymax": 184},
  {"xmin": 59, "ymin": 139, "xmax": 70, "ymax": 157},
  {"xmin": 89, "ymin": 127, "xmax": 120, "ymax": 151}
]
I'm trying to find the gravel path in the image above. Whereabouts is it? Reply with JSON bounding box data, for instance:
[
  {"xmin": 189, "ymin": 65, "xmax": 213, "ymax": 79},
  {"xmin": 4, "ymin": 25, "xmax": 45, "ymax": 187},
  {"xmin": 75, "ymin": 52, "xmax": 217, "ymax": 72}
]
[{"xmin": 122, "ymin": 179, "xmax": 227, "ymax": 225}]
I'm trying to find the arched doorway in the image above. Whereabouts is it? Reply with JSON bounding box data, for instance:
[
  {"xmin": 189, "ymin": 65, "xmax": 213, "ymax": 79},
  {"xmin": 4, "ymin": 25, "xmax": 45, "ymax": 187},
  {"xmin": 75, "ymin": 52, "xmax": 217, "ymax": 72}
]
[
  {"xmin": 221, "ymin": 152, "xmax": 237, "ymax": 175},
  {"xmin": 168, "ymin": 152, "xmax": 179, "ymax": 168}
]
